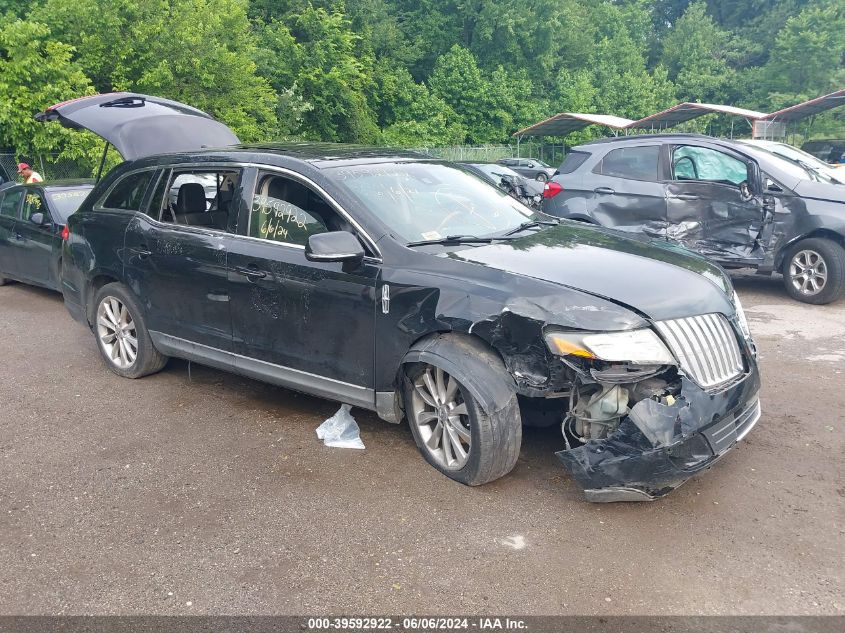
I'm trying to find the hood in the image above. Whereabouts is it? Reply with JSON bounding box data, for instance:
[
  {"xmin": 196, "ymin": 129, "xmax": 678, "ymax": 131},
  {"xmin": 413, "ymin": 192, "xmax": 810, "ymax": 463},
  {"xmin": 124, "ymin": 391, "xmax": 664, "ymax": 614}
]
[
  {"xmin": 447, "ymin": 223, "xmax": 734, "ymax": 321},
  {"xmin": 35, "ymin": 93, "xmax": 240, "ymax": 160},
  {"xmin": 792, "ymin": 179, "xmax": 845, "ymax": 204}
]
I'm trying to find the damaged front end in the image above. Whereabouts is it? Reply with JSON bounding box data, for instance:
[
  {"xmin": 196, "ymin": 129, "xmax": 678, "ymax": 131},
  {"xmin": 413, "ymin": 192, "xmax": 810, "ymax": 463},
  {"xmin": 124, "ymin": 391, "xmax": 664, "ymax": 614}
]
[{"xmin": 543, "ymin": 311, "xmax": 761, "ymax": 502}]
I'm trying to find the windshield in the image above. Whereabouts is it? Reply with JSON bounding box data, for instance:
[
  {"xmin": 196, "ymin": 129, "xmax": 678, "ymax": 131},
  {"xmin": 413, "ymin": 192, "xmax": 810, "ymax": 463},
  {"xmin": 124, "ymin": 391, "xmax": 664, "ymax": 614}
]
[
  {"xmin": 328, "ymin": 162, "xmax": 538, "ymax": 243},
  {"xmin": 743, "ymin": 142, "xmax": 843, "ymax": 184},
  {"xmin": 47, "ymin": 187, "xmax": 94, "ymax": 221}
]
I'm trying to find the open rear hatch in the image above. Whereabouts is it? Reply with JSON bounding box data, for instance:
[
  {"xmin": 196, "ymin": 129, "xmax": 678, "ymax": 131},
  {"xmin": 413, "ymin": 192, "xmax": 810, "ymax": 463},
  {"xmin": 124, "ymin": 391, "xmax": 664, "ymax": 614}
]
[{"xmin": 35, "ymin": 93, "xmax": 240, "ymax": 160}]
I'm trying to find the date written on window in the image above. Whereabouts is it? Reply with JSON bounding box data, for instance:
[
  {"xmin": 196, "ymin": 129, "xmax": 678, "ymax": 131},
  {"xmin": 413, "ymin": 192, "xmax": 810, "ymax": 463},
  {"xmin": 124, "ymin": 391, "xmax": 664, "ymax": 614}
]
[{"xmin": 253, "ymin": 195, "xmax": 310, "ymax": 240}]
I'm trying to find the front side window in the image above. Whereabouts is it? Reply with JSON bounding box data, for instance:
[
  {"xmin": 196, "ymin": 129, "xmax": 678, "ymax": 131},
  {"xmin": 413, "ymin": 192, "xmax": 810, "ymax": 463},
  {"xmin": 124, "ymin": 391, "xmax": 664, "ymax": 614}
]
[
  {"xmin": 22, "ymin": 192, "xmax": 50, "ymax": 223},
  {"xmin": 672, "ymin": 146, "xmax": 749, "ymax": 186},
  {"xmin": 0, "ymin": 189, "xmax": 23, "ymax": 217},
  {"xmin": 599, "ymin": 146, "xmax": 659, "ymax": 181},
  {"xmin": 249, "ymin": 173, "xmax": 351, "ymax": 246},
  {"xmin": 101, "ymin": 170, "xmax": 154, "ymax": 211},
  {"xmin": 327, "ymin": 162, "xmax": 537, "ymax": 243},
  {"xmin": 155, "ymin": 169, "xmax": 240, "ymax": 232}
]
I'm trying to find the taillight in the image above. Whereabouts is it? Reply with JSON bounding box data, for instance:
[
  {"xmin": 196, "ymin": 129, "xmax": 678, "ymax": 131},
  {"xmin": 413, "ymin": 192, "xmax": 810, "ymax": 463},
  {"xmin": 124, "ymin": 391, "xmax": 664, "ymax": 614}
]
[
  {"xmin": 61, "ymin": 225, "xmax": 70, "ymax": 241},
  {"xmin": 543, "ymin": 181, "xmax": 563, "ymax": 198}
]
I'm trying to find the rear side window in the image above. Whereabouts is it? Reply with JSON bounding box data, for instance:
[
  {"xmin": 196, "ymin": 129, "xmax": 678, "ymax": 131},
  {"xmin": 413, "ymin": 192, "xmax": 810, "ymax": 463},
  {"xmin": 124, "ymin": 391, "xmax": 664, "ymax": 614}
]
[
  {"xmin": 101, "ymin": 170, "xmax": 153, "ymax": 211},
  {"xmin": 558, "ymin": 151, "xmax": 590, "ymax": 174},
  {"xmin": 0, "ymin": 189, "xmax": 23, "ymax": 217},
  {"xmin": 598, "ymin": 146, "xmax": 659, "ymax": 181}
]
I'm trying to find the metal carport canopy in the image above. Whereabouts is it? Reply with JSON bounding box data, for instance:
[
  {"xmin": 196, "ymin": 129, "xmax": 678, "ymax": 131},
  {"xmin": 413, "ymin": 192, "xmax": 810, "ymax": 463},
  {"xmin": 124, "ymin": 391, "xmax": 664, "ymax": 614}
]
[
  {"xmin": 512, "ymin": 113, "xmax": 634, "ymax": 137},
  {"xmin": 625, "ymin": 102, "xmax": 767, "ymax": 129},
  {"xmin": 761, "ymin": 89, "xmax": 845, "ymax": 122}
]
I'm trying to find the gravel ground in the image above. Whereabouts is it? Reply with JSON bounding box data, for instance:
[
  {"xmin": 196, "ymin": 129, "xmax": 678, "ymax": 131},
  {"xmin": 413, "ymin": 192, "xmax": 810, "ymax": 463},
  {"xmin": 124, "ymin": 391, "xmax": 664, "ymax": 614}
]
[{"xmin": 0, "ymin": 273, "xmax": 842, "ymax": 616}]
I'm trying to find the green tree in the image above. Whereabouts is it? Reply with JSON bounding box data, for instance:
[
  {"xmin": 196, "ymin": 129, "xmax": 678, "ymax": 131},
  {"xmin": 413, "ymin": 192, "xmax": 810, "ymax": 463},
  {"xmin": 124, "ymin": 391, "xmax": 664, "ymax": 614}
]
[
  {"xmin": 661, "ymin": 1, "xmax": 735, "ymax": 103},
  {"xmin": 255, "ymin": 6, "xmax": 379, "ymax": 142},
  {"xmin": 0, "ymin": 19, "xmax": 100, "ymax": 164},
  {"xmin": 38, "ymin": 0, "xmax": 279, "ymax": 142}
]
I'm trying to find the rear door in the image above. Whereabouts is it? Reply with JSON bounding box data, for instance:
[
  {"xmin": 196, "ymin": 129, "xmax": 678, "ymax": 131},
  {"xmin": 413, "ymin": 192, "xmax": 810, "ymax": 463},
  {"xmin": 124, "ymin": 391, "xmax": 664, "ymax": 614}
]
[
  {"xmin": 665, "ymin": 143, "xmax": 766, "ymax": 262},
  {"xmin": 226, "ymin": 168, "xmax": 379, "ymax": 406},
  {"xmin": 123, "ymin": 165, "xmax": 242, "ymax": 352},
  {"xmin": 584, "ymin": 144, "xmax": 666, "ymax": 236},
  {"xmin": 14, "ymin": 189, "xmax": 56, "ymax": 287},
  {"xmin": 0, "ymin": 187, "xmax": 24, "ymax": 278}
]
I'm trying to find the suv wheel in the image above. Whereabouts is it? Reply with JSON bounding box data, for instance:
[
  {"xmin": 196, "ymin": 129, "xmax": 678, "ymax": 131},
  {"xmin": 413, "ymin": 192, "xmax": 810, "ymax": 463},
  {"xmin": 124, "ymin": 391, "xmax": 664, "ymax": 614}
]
[
  {"xmin": 0, "ymin": 276, "xmax": 7, "ymax": 286},
  {"xmin": 782, "ymin": 238, "xmax": 845, "ymax": 304},
  {"xmin": 535, "ymin": 172, "xmax": 548, "ymax": 182},
  {"xmin": 404, "ymin": 363, "xmax": 521, "ymax": 486},
  {"xmin": 93, "ymin": 283, "xmax": 168, "ymax": 378}
]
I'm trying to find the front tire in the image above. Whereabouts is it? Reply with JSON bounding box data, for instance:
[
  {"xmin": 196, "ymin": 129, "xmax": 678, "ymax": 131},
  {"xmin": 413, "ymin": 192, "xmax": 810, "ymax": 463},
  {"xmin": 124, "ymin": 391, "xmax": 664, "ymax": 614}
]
[
  {"xmin": 404, "ymin": 363, "xmax": 521, "ymax": 486},
  {"xmin": 535, "ymin": 172, "xmax": 548, "ymax": 182},
  {"xmin": 93, "ymin": 282, "xmax": 168, "ymax": 378},
  {"xmin": 782, "ymin": 238, "xmax": 845, "ymax": 304}
]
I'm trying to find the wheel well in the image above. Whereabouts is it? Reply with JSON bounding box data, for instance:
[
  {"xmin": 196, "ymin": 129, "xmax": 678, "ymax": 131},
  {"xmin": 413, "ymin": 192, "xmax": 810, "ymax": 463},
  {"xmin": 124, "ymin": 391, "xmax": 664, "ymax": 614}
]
[
  {"xmin": 776, "ymin": 230, "xmax": 845, "ymax": 270},
  {"xmin": 86, "ymin": 274, "xmax": 119, "ymax": 325},
  {"xmin": 398, "ymin": 331, "xmax": 516, "ymax": 417}
]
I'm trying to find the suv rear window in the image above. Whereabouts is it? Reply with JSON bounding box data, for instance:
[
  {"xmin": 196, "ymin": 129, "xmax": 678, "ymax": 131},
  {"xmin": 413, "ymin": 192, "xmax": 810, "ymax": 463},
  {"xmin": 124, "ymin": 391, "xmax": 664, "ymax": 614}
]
[
  {"xmin": 558, "ymin": 151, "xmax": 590, "ymax": 174},
  {"xmin": 598, "ymin": 146, "xmax": 659, "ymax": 181}
]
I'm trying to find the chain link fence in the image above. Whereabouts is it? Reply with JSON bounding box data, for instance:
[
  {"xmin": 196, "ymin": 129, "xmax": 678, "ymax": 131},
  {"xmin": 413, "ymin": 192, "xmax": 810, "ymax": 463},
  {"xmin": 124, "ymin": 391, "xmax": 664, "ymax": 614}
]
[
  {"xmin": 0, "ymin": 153, "xmax": 93, "ymax": 183},
  {"xmin": 411, "ymin": 143, "xmax": 569, "ymax": 167}
]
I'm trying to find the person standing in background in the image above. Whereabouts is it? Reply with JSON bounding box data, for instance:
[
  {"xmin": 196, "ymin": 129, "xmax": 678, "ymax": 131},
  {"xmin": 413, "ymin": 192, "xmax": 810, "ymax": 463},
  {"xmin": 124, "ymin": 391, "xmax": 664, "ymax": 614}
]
[{"xmin": 17, "ymin": 163, "xmax": 43, "ymax": 184}]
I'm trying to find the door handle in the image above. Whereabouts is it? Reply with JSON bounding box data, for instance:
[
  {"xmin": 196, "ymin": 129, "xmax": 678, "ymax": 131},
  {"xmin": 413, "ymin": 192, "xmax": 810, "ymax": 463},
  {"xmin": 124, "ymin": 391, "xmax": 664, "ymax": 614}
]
[
  {"xmin": 593, "ymin": 187, "xmax": 615, "ymax": 195},
  {"xmin": 234, "ymin": 265, "xmax": 267, "ymax": 280},
  {"xmin": 131, "ymin": 245, "xmax": 152, "ymax": 259},
  {"xmin": 674, "ymin": 193, "xmax": 699, "ymax": 201}
]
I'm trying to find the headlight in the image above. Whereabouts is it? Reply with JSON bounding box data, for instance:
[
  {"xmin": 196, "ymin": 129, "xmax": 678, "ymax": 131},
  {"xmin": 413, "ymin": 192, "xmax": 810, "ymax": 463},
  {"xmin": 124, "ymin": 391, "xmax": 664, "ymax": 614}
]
[
  {"xmin": 732, "ymin": 291, "xmax": 752, "ymax": 340},
  {"xmin": 545, "ymin": 328, "xmax": 676, "ymax": 365}
]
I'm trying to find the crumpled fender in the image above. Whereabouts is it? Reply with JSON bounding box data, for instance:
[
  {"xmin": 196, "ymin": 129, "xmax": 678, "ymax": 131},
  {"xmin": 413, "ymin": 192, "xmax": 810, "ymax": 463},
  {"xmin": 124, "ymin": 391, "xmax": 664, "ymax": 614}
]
[{"xmin": 402, "ymin": 333, "xmax": 517, "ymax": 414}]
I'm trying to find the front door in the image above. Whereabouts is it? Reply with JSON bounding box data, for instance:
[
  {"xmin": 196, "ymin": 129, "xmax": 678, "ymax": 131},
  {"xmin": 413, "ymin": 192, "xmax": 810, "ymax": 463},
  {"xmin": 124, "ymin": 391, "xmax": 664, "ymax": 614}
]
[
  {"xmin": 665, "ymin": 143, "xmax": 767, "ymax": 262},
  {"xmin": 123, "ymin": 167, "xmax": 242, "ymax": 351},
  {"xmin": 227, "ymin": 169, "xmax": 378, "ymax": 407},
  {"xmin": 14, "ymin": 190, "xmax": 56, "ymax": 286}
]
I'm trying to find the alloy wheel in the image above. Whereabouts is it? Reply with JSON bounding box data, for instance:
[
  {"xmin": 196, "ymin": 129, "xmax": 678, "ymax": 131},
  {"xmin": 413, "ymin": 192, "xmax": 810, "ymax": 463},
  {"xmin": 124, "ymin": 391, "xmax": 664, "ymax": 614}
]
[
  {"xmin": 96, "ymin": 296, "xmax": 138, "ymax": 369},
  {"xmin": 410, "ymin": 366, "xmax": 471, "ymax": 470},
  {"xmin": 789, "ymin": 249, "xmax": 827, "ymax": 296}
]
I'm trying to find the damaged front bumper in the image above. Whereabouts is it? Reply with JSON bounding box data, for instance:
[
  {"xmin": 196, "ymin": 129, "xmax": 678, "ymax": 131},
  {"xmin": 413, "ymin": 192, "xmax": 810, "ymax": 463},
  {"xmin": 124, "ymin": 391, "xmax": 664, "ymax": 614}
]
[{"xmin": 556, "ymin": 369, "xmax": 762, "ymax": 502}]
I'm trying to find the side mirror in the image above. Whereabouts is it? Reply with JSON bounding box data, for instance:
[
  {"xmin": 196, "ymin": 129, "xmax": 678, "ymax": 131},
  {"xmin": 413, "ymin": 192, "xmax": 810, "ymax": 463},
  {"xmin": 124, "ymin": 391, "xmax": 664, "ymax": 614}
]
[
  {"xmin": 739, "ymin": 181, "xmax": 753, "ymax": 201},
  {"xmin": 305, "ymin": 231, "xmax": 364, "ymax": 266},
  {"xmin": 29, "ymin": 212, "xmax": 48, "ymax": 226},
  {"xmin": 527, "ymin": 162, "xmax": 535, "ymax": 168}
]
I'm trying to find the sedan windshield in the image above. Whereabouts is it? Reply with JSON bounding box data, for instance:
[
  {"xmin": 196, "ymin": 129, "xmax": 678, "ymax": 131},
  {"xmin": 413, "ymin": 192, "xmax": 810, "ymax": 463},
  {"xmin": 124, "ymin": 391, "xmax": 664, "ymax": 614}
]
[{"xmin": 327, "ymin": 162, "xmax": 539, "ymax": 243}]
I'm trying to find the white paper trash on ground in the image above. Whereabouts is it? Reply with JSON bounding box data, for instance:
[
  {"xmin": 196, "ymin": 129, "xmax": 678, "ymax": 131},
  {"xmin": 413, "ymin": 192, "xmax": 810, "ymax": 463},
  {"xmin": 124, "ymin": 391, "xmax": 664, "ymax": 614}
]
[{"xmin": 316, "ymin": 404, "xmax": 365, "ymax": 449}]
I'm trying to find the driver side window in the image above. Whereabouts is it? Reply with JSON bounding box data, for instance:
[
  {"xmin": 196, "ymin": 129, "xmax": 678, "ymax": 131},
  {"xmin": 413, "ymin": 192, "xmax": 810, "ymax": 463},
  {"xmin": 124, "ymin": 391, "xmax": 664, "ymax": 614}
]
[
  {"xmin": 672, "ymin": 146, "xmax": 749, "ymax": 186},
  {"xmin": 249, "ymin": 173, "xmax": 352, "ymax": 247}
]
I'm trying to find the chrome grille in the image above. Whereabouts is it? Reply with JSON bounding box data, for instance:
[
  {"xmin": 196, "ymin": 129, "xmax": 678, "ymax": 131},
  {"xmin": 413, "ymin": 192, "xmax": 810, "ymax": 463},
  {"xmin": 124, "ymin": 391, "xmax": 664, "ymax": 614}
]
[{"xmin": 655, "ymin": 313, "xmax": 744, "ymax": 390}]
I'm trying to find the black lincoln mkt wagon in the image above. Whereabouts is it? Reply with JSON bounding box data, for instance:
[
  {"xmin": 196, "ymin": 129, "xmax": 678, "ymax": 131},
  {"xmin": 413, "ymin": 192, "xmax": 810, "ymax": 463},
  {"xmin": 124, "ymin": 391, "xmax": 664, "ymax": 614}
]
[{"xmin": 35, "ymin": 93, "xmax": 761, "ymax": 502}]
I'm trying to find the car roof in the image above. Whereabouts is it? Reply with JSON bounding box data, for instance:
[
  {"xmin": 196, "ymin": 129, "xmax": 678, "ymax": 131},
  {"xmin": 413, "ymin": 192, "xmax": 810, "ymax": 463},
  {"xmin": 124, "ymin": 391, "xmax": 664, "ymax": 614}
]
[
  {"xmin": 121, "ymin": 142, "xmax": 434, "ymax": 171},
  {"xmin": 575, "ymin": 133, "xmax": 714, "ymax": 150},
  {"xmin": 1, "ymin": 179, "xmax": 94, "ymax": 191}
]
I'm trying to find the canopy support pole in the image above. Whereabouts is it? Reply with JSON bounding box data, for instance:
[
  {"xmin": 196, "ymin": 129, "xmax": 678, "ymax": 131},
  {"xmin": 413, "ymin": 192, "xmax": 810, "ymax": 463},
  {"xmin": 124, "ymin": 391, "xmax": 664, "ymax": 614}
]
[{"xmin": 95, "ymin": 142, "xmax": 110, "ymax": 183}]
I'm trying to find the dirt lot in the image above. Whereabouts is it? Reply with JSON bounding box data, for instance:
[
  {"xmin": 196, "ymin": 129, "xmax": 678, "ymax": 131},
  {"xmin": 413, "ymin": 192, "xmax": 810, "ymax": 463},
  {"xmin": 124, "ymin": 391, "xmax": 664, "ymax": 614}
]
[{"xmin": 0, "ymin": 273, "xmax": 842, "ymax": 616}]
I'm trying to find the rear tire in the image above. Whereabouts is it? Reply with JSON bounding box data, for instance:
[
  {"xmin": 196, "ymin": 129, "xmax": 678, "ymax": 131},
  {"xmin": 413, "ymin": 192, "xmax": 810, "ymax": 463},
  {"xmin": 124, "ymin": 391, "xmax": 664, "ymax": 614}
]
[
  {"xmin": 781, "ymin": 238, "xmax": 845, "ymax": 304},
  {"xmin": 404, "ymin": 362, "xmax": 521, "ymax": 486},
  {"xmin": 536, "ymin": 173, "xmax": 548, "ymax": 182},
  {"xmin": 93, "ymin": 282, "xmax": 168, "ymax": 378},
  {"xmin": 0, "ymin": 276, "xmax": 7, "ymax": 286}
]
